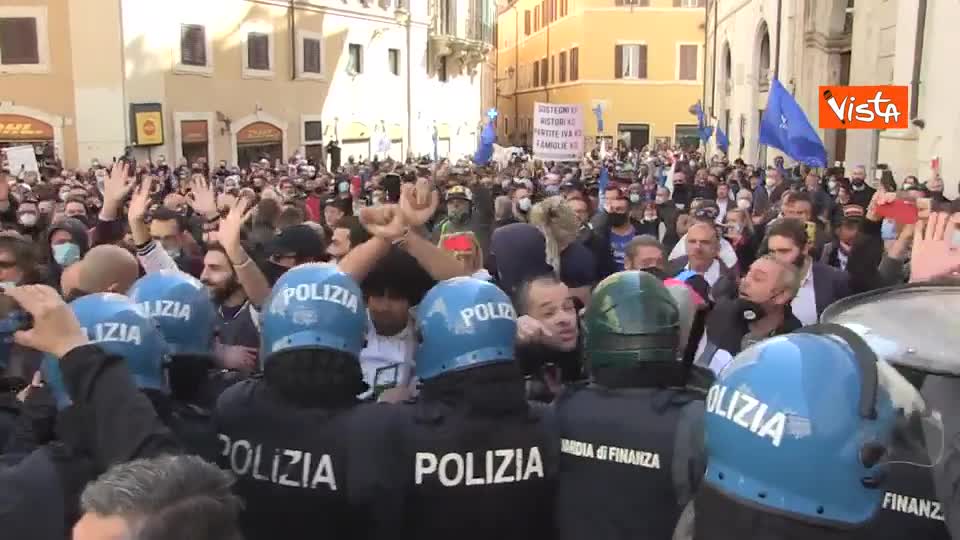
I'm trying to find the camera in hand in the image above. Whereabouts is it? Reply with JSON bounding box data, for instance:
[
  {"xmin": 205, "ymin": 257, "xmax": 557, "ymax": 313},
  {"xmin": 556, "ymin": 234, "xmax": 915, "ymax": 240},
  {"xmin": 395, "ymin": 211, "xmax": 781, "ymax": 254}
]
[{"xmin": 0, "ymin": 293, "xmax": 32, "ymax": 342}]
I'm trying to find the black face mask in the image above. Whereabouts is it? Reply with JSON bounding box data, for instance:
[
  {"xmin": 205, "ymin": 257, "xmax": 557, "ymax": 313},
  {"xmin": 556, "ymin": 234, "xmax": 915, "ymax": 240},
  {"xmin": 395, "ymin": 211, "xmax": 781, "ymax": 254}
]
[
  {"xmin": 263, "ymin": 261, "xmax": 291, "ymax": 285},
  {"xmin": 608, "ymin": 212, "xmax": 629, "ymax": 227},
  {"xmin": 638, "ymin": 266, "xmax": 667, "ymax": 280},
  {"xmin": 734, "ymin": 297, "xmax": 766, "ymax": 322}
]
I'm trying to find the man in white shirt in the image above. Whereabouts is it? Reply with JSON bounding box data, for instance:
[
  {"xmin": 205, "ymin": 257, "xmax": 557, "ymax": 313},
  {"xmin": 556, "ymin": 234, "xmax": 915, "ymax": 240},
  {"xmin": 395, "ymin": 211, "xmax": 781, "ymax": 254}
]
[{"xmin": 667, "ymin": 221, "xmax": 733, "ymax": 288}]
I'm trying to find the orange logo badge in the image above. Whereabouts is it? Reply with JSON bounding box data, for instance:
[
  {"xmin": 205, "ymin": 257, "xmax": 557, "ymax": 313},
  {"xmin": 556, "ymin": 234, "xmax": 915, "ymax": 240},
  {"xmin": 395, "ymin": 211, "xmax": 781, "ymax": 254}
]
[{"xmin": 819, "ymin": 86, "xmax": 909, "ymax": 129}]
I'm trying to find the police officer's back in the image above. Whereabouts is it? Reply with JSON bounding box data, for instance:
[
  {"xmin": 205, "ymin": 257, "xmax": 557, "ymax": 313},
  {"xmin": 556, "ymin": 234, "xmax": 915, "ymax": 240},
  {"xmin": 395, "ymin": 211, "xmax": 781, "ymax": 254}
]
[
  {"xmin": 128, "ymin": 270, "xmax": 224, "ymax": 459},
  {"xmin": 213, "ymin": 264, "xmax": 391, "ymax": 540},
  {"xmin": 554, "ymin": 271, "xmax": 707, "ymax": 540},
  {"xmin": 385, "ymin": 277, "xmax": 556, "ymax": 540}
]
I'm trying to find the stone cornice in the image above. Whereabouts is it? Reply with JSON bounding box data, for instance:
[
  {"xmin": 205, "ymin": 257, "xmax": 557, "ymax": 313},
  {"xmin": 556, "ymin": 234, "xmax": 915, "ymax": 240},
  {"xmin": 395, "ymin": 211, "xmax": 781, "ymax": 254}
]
[{"xmin": 803, "ymin": 30, "xmax": 852, "ymax": 54}]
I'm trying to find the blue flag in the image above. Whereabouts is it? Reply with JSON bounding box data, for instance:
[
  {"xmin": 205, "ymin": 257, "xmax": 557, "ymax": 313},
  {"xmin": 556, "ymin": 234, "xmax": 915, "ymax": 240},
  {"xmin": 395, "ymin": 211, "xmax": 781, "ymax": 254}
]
[
  {"xmin": 759, "ymin": 78, "xmax": 827, "ymax": 167},
  {"xmin": 716, "ymin": 126, "xmax": 729, "ymax": 154},
  {"xmin": 693, "ymin": 101, "xmax": 713, "ymax": 143},
  {"xmin": 593, "ymin": 105, "xmax": 604, "ymax": 133},
  {"xmin": 473, "ymin": 120, "xmax": 496, "ymax": 164},
  {"xmin": 597, "ymin": 166, "xmax": 610, "ymax": 213}
]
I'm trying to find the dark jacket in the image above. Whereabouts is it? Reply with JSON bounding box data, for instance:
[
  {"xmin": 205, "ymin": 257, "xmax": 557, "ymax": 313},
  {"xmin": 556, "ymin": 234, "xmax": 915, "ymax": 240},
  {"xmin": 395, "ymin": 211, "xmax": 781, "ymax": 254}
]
[{"xmin": 808, "ymin": 261, "xmax": 851, "ymax": 316}]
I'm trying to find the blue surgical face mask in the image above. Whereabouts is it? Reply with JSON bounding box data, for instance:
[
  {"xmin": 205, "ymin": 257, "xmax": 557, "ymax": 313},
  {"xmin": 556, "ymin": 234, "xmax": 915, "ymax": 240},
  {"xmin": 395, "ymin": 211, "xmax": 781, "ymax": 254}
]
[
  {"xmin": 953, "ymin": 229, "xmax": 960, "ymax": 248},
  {"xmin": 338, "ymin": 182, "xmax": 350, "ymax": 194},
  {"xmin": 629, "ymin": 193, "xmax": 641, "ymax": 204},
  {"xmin": 53, "ymin": 242, "xmax": 81, "ymax": 267},
  {"xmin": 0, "ymin": 281, "xmax": 17, "ymax": 291}
]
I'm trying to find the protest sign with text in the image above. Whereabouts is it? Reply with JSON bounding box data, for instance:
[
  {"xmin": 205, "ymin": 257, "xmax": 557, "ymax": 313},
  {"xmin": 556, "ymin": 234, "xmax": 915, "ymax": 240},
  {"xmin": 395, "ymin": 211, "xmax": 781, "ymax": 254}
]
[{"xmin": 533, "ymin": 103, "xmax": 584, "ymax": 161}]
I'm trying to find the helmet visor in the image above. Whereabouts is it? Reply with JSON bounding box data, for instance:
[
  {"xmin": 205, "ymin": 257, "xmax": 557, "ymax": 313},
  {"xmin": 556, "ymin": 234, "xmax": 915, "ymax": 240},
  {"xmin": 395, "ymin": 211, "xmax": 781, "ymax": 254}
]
[
  {"xmin": 876, "ymin": 359, "xmax": 945, "ymax": 469},
  {"xmin": 822, "ymin": 284, "xmax": 960, "ymax": 376}
]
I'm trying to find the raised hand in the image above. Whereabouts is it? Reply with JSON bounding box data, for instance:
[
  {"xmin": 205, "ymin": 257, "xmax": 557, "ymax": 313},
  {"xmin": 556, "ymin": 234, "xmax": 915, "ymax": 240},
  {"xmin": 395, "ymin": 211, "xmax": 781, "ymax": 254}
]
[
  {"xmin": 218, "ymin": 196, "xmax": 254, "ymax": 259},
  {"xmin": 189, "ymin": 176, "xmax": 218, "ymax": 219},
  {"xmin": 128, "ymin": 175, "xmax": 154, "ymax": 224},
  {"xmin": 360, "ymin": 204, "xmax": 407, "ymax": 241},
  {"xmin": 103, "ymin": 162, "xmax": 133, "ymax": 205},
  {"xmin": 910, "ymin": 212, "xmax": 960, "ymax": 283},
  {"xmin": 399, "ymin": 178, "xmax": 439, "ymax": 227}
]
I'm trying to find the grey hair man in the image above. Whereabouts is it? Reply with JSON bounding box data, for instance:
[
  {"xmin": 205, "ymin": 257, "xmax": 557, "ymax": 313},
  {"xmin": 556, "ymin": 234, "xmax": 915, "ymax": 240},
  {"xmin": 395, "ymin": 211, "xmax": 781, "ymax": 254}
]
[{"xmin": 74, "ymin": 455, "xmax": 243, "ymax": 540}]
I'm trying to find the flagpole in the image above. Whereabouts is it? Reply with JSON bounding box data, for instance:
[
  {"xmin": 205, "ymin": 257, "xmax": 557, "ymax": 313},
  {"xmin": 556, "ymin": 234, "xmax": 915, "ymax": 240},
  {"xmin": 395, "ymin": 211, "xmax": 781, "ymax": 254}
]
[{"xmin": 773, "ymin": 0, "xmax": 782, "ymax": 79}]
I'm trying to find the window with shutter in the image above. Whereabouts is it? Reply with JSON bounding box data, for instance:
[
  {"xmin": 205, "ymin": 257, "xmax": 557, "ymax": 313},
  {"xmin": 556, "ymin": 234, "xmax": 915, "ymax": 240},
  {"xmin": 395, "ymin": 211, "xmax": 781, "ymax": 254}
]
[
  {"xmin": 638, "ymin": 44, "xmax": 647, "ymax": 78},
  {"xmin": 570, "ymin": 47, "xmax": 579, "ymax": 81},
  {"xmin": 348, "ymin": 43, "xmax": 363, "ymax": 74},
  {"xmin": 180, "ymin": 24, "xmax": 206, "ymax": 66},
  {"xmin": 388, "ymin": 48, "xmax": 400, "ymax": 76},
  {"xmin": 533, "ymin": 61, "xmax": 540, "ymax": 87},
  {"xmin": 303, "ymin": 38, "xmax": 321, "ymax": 73},
  {"xmin": 0, "ymin": 17, "xmax": 39, "ymax": 65},
  {"xmin": 305, "ymin": 121, "xmax": 323, "ymax": 142},
  {"xmin": 247, "ymin": 33, "xmax": 270, "ymax": 70},
  {"xmin": 617, "ymin": 44, "xmax": 646, "ymax": 79},
  {"xmin": 679, "ymin": 44, "xmax": 697, "ymax": 80},
  {"xmin": 550, "ymin": 55, "xmax": 555, "ymax": 84},
  {"xmin": 614, "ymin": 45, "xmax": 623, "ymax": 79},
  {"xmin": 559, "ymin": 51, "xmax": 567, "ymax": 82},
  {"xmin": 524, "ymin": 11, "xmax": 531, "ymax": 35},
  {"xmin": 540, "ymin": 58, "xmax": 547, "ymax": 86}
]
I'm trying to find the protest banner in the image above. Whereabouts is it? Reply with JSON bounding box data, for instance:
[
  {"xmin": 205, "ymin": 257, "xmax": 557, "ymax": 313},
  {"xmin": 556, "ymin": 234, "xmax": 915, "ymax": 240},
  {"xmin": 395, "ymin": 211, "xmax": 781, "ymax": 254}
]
[{"xmin": 532, "ymin": 103, "xmax": 583, "ymax": 161}]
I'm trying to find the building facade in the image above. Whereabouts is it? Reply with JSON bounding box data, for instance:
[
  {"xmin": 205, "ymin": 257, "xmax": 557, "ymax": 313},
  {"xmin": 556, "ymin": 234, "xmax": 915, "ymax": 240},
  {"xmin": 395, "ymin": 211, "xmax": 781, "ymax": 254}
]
[
  {"xmin": 846, "ymin": 0, "xmax": 959, "ymax": 197},
  {"xmin": 702, "ymin": 0, "xmax": 852, "ymax": 167},
  {"xmin": 496, "ymin": 0, "xmax": 706, "ymax": 154},
  {"xmin": 0, "ymin": 0, "xmax": 496, "ymax": 169}
]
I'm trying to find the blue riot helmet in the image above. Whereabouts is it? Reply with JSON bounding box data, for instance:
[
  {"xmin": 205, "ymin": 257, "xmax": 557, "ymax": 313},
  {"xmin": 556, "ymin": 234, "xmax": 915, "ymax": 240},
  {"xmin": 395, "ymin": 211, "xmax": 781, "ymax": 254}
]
[
  {"xmin": 703, "ymin": 323, "xmax": 942, "ymax": 527},
  {"xmin": 127, "ymin": 270, "xmax": 217, "ymax": 355},
  {"xmin": 415, "ymin": 276, "xmax": 517, "ymax": 381},
  {"xmin": 41, "ymin": 293, "xmax": 170, "ymax": 409},
  {"xmin": 259, "ymin": 263, "xmax": 366, "ymax": 366}
]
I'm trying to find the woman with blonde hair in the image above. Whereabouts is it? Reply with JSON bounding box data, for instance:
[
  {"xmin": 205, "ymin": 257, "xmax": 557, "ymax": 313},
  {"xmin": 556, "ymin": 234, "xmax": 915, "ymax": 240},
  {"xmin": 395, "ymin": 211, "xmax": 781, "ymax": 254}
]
[{"xmin": 529, "ymin": 196, "xmax": 595, "ymax": 305}]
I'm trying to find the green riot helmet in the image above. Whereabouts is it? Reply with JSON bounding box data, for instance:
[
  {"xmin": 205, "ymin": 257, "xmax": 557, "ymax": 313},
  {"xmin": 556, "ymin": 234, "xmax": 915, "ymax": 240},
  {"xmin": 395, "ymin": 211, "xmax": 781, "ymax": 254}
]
[{"xmin": 584, "ymin": 271, "xmax": 680, "ymax": 371}]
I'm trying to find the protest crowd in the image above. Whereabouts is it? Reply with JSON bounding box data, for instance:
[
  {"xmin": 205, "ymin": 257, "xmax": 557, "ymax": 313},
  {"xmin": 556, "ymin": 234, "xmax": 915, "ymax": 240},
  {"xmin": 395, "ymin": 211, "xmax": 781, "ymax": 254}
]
[{"xmin": 1, "ymin": 127, "xmax": 960, "ymax": 540}]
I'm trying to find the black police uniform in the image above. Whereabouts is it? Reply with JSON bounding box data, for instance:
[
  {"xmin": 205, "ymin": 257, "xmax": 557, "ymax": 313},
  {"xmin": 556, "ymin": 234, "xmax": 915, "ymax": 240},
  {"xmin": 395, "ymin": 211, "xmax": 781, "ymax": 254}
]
[
  {"xmin": 214, "ymin": 378, "xmax": 396, "ymax": 540},
  {"xmin": 553, "ymin": 384, "xmax": 705, "ymax": 540},
  {"xmin": 0, "ymin": 345, "xmax": 181, "ymax": 539},
  {"xmin": 854, "ymin": 460, "xmax": 950, "ymax": 540},
  {"xmin": 379, "ymin": 398, "xmax": 558, "ymax": 540}
]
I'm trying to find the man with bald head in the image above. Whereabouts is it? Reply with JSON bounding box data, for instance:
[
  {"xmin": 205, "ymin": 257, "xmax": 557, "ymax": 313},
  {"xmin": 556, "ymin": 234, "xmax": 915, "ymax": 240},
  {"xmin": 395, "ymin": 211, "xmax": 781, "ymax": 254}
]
[{"xmin": 61, "ymin": 244, "xmax": 140, "ymax": 301}]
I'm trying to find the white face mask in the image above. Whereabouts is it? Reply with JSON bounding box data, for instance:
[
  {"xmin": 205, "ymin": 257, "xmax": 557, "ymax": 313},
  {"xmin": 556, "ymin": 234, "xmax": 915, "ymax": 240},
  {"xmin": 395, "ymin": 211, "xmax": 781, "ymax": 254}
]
[
  {"xmin": 518, "ymin": 197, "xmax": 532, "ymax": 212},
  {"xmin": 655, "ymin": 196, "xmax": 668, "ymax": 204},
  {"xmin": 737, "ymin": 199, "xmax": 752, "ymax": 210},
  {"xmin": 59, "ymin": 190, "xmax": 70, "ymax": 201},
  {"xmin": 18, "ymin": 213, "xmax": 37, "ymax": 226},
  {"xmin": 765, "ymin": 178, "xmax": 776, "ymax": 188}
]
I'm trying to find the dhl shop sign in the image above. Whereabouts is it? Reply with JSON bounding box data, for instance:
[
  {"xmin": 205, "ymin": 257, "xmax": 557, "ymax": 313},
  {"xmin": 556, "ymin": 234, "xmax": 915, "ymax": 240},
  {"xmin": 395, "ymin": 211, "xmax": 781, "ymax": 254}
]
[{"xmin": 0, "ymin": 115, "xmax": 54, "ymax": 140}]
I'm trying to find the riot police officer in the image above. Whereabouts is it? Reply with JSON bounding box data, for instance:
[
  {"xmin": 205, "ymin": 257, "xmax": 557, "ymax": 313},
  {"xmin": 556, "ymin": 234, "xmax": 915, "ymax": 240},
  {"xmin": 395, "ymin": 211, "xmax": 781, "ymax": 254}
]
[
  {"xmin": 213, "ymin": 263, "xmax": 392, "ymax": 540},
  {"xmin": 685, "ymin": 323, "xmax": 940, "ymax": 540},
  {"xmin": 381, "ymin": 276, "xmax": 556, "ymax": 540},
  {"xmin": 127, "ymin": 270, "xmax": 242, "ymax": 405},
  {"xmin": 0, "ymin": 285, "xmax": 179, "ymax": 539},
  {"xmin": 127, "ymin": 270, "xmax": 227, "ymax": 459},
  {"xmin": 42, "ymin": 293, "xmax": 171, "ymax": 412},
  {"xmin": 554, "ymin": 271, "xmax": 708, "ymax": 540},
  {"xmin": 818, "ymin": 285, "xmax": 954, "ymax": 540}
]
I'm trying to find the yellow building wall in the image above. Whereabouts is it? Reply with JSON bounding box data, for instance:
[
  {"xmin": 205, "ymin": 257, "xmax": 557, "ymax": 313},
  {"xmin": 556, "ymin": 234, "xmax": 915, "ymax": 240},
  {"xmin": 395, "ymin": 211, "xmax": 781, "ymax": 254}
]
[
  {"xmin": 0, "ymin": 0, "xmax": 79, "ymax": 165},
  {"xmin": 497, "ymin": 0, "xmax": 704, "ymax": 150}
]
